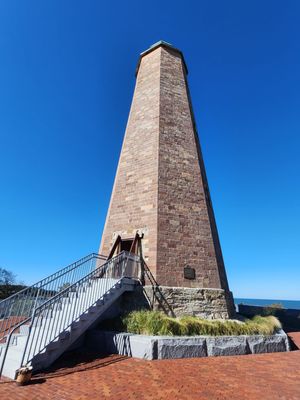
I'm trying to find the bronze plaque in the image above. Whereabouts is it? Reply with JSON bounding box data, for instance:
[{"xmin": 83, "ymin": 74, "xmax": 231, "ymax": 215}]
[{"xmin": 184, "ymin": 265, "xmax": 195, "ymax": 280}]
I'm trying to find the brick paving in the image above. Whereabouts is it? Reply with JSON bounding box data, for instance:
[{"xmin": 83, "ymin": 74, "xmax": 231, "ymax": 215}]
[
  {"xmin": 287, "ymin": 332, "xmax": 300, "ymax": 349},
  {"xmin": 0, "ymin": 348, "xmax": 300, "ymax": 400}
]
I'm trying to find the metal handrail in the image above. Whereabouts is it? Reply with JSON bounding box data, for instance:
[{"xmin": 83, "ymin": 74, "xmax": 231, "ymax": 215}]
[
  {"xmin": 0, "ymin": 253, "xmax": 106, "ymax": 344},
  {"xmin": 21, "ymin": 250, "xmax": 140, "ymax": 367},
  {"xmin": 0, "ymin": 253, "xmax": 104, "ymax": 303},
  {"xmin": 141, "ymin": 258, "xmax": 175, "ymax": 317},
  {"xmin": 0, "ymin": 251, "xmax": 141, "ymax": 378},
  {"xmin": 29, "ymin": 251, "xmax": 130, "ymax": 316}
]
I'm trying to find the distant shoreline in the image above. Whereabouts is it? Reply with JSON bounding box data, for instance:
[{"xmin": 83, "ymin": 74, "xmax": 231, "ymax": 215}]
[{"xmin": 234, "ymin": 297, "xmax": 300, "ymax": 310}]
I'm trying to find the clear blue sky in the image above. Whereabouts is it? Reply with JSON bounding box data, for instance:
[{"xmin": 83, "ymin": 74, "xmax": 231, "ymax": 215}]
[{"xmin": 0, "ymin": 1, "xmax": 299, "ymax": 300}]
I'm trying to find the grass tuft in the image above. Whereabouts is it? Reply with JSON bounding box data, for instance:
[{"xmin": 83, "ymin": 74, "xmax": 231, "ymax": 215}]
[{"xmin": 121, "ymin": 310, "xmax": 281, "ymax": 336}]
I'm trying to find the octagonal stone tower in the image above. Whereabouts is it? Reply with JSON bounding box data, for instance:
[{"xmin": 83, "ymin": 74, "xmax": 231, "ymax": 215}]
[{"xmin": 99, "ymin": 41, "xmax": 235, "ymax": 318}]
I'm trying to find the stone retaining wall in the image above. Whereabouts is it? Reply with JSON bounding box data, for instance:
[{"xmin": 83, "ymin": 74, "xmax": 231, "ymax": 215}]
[
  {"xmin": 86, "ymin": 329, "xmax": 289, "ymax": 360},
  {"xmin": 120, "ymin": 285, "xmax": 235, "ymax": 319}
]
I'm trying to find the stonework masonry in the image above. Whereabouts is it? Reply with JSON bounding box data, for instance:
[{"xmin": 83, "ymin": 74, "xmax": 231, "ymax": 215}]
[
  {"xmin": 120, "ymin": 286, "xmax": 235, "ymax": 319},
  {"xmin": 100, "ymin": 44, "xmax": 160, "ymax": 271},
  {"xmin": 99, "ymin": 41, "xmax": 234, "ymax": 317}
]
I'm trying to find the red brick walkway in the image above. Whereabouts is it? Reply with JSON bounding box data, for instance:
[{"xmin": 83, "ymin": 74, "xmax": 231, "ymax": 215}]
[
  {"xmin": 287, "ymin": 332, "xmax": 300, "ymax": 349},
  {"xmin": 0, "ymin": 349, "xmax": 300, "ymax": 400}
]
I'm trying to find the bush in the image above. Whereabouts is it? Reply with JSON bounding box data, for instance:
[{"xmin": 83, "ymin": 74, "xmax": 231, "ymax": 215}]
[
  {"xmin": 261, "ymin": 303, "xmax": 284, "ymax": 316},
  {"xmin": 122, "ymin": 311, "xmax": 164, "ymax": 335},
  {"xmin": 121, "ymin": 310, "xmax": 281, "ymax": 336},
  {"xmin": 267, "ymin": 303, "xmax": 284, "ymax": 309}
]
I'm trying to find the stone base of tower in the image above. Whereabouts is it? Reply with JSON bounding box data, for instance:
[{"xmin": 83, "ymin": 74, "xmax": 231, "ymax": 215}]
[{"xmin": 121, "ymin": 286, "xmax": 236, "ymax": 320}]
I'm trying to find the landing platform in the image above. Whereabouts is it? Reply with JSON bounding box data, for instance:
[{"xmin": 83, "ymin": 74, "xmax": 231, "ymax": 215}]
[{"xmin": 0, "ymin": 342, "xmax": 300, "ymax": 399}]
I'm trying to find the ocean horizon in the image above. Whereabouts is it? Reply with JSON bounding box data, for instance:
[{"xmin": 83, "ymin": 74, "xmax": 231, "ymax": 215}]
[{"xmin": 234, "ymin": 297, "xmax": 300, "ymax": 310}]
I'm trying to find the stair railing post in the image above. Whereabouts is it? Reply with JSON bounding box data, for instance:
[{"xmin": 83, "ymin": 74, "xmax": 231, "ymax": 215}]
[
  {"xmin": 19, "ymin": 315, "xmax": 35, "ymax": 370},
  {"xmin": 31, "ymin": 287, "xmax": 41, "ymax": 319},
  {"xmin": 140, "ymin": 257, "xmax": 145, "ymax": 285},
  {"xmin": 123, "ymin": 252, "xmax": 128, "ymax": 278}
]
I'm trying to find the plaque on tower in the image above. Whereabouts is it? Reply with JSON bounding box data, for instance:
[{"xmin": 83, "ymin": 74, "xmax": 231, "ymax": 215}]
[{"xmin": 184, "ymin": 265, "xmax": 196, "ymax": 280}]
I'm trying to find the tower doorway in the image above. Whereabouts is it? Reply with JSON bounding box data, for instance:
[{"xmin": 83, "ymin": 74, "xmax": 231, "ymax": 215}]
[{"xmin": 107, "ymin": 232, "xmax": 142, "ymax": 260}]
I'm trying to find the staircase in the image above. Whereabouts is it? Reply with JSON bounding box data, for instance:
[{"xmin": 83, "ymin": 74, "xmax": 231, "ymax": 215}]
[{"xmin": 0, "ymin": 251, "xmax": 141, "ymax": 379}]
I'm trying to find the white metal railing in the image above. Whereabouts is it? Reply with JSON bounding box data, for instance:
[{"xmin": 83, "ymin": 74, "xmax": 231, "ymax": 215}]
[
  {"xmin": 0, "ymin": 253, "xmax": 107, "ymax": 344},
  {"xmin": 0, "ymin": 251, "xmax": 141, "ymax": 377}
]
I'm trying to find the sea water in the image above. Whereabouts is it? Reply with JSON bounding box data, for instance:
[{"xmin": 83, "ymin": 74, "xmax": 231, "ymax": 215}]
[{"xmin": 234, "ymin": 298, "xmax": 300, "ymax": 310}]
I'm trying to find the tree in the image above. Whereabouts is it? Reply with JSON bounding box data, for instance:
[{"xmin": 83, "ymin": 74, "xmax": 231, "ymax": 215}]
[
  {"xmin": 0, "ymin": 268, "xmax": 25, "ymax": 300},
  {"xmin": 0, "ymin": 267, "xmax": 16, "ymax": 285}
]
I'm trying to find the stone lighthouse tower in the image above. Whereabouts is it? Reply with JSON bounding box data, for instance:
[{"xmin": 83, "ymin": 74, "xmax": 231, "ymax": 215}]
[{"xmin": 99, "ymin": 41, "xmax": 234, "ymax": 318}]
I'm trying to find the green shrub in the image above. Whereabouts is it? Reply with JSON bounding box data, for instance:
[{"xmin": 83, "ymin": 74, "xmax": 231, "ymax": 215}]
[
  {"xmin": 267, "ymin": 303, "xmax": 284, "ymax": 309},
  {"xmin": 121, "ymin": 310, "xmax": 281, "ymax": 336},
  {"xmin": 261, "ymin": 303, "xmax": 284, "ymax": 316},
  {"xmin": 123, "ymin": 310, "xmax": 164, "ymax": 335}
]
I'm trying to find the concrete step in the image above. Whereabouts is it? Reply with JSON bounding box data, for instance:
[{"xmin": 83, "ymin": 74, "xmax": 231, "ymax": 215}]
[
  {"xmin": 59, "ymin": 331, "xmax": 70, "ymax": 341},
  {"xmin": 79, "ymin": 313, "xmax": 90, "ymax": 322},
  {"xmin": 2, "ymin": 356, "xmax": 21, "ymax": 379},
  {"xmin": 19, "ymin": 325, "xmax": 30, "ymax": 336},
  {"xmin": 88, "ymin": 306, "xmax": 98, "ymax": 314},
  {"xmin": 47, "ymin": 339, "xmax": 61, "ymax": 351},
  {"xmin": 71, "ymin": 321, "xmax": 82, "ymax": 331}
]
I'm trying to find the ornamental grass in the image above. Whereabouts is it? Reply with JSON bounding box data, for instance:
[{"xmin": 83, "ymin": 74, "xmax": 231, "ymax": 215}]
[{"xmin": 121, "ymin": 310, "xmax": 281, "ymax": 336}]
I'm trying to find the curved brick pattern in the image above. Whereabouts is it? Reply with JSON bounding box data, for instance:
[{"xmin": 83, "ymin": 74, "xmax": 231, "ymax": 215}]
[{"xmin": 1, "ymin": 349, "xmax": 300, "ymax": 399}]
